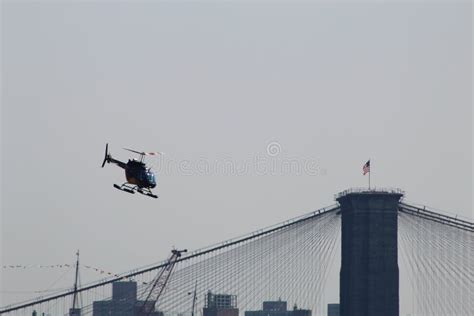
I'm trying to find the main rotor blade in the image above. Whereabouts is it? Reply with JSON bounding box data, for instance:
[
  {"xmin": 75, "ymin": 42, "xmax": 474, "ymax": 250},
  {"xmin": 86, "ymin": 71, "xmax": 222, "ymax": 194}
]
[
  {"xmin": 123, "ymin": 148, "xmax": 143, "ymax": 155},
  {"xmin": 123, "ymin": 148, "xmax": 162, "ymax": 156},
  {"xmin": 144, "ymin": 152, "xmax": 162, "ymax": 156}
]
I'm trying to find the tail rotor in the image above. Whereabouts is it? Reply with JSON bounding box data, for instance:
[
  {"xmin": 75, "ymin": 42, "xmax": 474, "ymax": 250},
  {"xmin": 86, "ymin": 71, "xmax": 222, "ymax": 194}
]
[{"xmin": 101, "ymin": 143, "xmax": 110, "ymax": 168}]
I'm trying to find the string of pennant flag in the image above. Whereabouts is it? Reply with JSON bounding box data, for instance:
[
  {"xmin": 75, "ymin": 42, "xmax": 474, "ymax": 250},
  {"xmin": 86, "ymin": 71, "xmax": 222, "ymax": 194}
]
[
  {"xmin": 82, "ymin": 264, "xmax": 121, "ymax": 277},
  {"xmin": 2, "ymin": 264, "xmax": 151, "ymax": 285},
  {"xmin": 2, "ymin": 264, "xmax": 73, "ymax": 269}
]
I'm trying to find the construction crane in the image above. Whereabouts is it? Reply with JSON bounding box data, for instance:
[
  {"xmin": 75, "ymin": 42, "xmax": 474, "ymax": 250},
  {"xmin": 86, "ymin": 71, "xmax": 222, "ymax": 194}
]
[{"xmin": 138, "ymin": 249, "xmax": 187, "ymax": 316}]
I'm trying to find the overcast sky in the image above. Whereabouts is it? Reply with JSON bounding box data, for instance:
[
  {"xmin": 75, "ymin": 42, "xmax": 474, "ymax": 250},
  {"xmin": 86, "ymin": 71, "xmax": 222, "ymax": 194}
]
[{"xmin": 1, "ymin": 0, "xmax": 472, "ymax": 312}]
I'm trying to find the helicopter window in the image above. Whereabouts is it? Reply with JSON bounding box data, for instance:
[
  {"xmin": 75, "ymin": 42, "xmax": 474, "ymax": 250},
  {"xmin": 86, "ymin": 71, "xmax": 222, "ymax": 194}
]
[{"xmin": 147, "ymin": 172, "xmax": 156, "ymax": 183}]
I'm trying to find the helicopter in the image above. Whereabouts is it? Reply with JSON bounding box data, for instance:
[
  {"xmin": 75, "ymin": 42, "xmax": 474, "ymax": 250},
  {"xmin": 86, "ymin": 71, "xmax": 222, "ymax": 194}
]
[{"xmin": 101, "ymin": 144, "xmax": 160, "ymax": 198}]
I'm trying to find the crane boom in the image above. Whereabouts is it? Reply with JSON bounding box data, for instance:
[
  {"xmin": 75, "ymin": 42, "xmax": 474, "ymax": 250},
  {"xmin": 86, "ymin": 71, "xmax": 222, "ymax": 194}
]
[{"xmin": 138, "ymin": 249, "xmax": 187, "ymax": 315}]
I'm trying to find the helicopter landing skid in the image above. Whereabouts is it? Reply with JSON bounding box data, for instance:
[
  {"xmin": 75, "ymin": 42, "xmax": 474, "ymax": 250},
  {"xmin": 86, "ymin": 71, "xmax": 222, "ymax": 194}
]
[
  {"xmin": 113, "ymin": 183, "xmax": 135, "ymax": 194},
  {"xmin": 113, "ymin": 183, "xmax": 158, "ymax": 199},
  {"xmin": 137, "ymin": 188, "xmax": 158, "ymax": 199}
]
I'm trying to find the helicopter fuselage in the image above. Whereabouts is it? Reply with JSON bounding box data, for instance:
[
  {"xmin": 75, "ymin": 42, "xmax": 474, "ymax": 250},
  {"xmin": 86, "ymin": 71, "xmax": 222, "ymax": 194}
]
[
  {"xmin": 107, "ymin": 157, "xmax": 156, "ymax": 189},
  {"xmin": 102, "ymin": 144, "xmax": 159, "ymax": 198},
  {"xmin": 125, "ymin": 159, "xmax": 156, "ymax": 188}
]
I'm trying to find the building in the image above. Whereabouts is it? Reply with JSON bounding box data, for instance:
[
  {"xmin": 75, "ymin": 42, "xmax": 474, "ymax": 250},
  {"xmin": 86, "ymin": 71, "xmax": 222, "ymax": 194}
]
[
  {"xmin": 245, "ymin": 300, "xmax": 311, "ymax": 316},
  {"xmin": 69, "ymin": 308, "xmax": 81, "ymax": 316},
  {"xmin": 337, "ymin": 189, "xmax": 403, "ymax": 316},
  {"xmin": 92, "ymin": 281, "xmax": 163, "ymax": 316},
  {"xmin": 327, "ymin": 304, "xmax": 339, "ymax": 316},
  {"xmin": 203, "ymin": 292, "xmax": 239, "ymax": 316},
  {"xmin": 291, "ymin": 305, "xmax": 311, "ymax": 316},
  {"xmin": 263, "ymin": 301, "xmax": 286, "ymax": 312}
]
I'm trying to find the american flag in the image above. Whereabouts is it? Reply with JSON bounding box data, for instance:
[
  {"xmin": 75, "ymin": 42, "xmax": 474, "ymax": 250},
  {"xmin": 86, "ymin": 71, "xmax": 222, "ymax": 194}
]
[{"xmin": 363, "ymin": 160, "xmax": 370, "ymax": 175}]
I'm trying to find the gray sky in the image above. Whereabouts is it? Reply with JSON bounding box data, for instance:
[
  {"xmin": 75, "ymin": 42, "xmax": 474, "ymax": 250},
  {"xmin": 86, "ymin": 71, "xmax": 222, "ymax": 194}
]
[{"xmin": 1, "ymin": 0, "xmax": 472, "ymax": 312}]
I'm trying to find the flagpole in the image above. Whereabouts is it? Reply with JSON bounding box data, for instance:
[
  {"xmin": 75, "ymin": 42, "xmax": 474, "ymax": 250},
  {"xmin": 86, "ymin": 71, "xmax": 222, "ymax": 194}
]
[
  {"xmin": 368, "ymin": 159, "xmax": 371, "ymax": 190},
  {"xmin": 369, "ymin": 170, "xmax": 371, "ymax": 190}
]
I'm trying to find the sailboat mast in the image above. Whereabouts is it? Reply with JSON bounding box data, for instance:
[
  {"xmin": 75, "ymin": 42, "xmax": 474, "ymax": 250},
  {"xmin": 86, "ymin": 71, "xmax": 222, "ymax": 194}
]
[{"xmin": 72, "ymin": 250, "xmax": 80, "ymax": 309}]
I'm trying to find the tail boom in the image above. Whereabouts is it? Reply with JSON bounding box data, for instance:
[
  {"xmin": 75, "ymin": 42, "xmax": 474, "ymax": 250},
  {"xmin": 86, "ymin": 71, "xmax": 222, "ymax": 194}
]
[{"xmin": 102, "ymin": 144, "xmax": 126, "ymax": 169}]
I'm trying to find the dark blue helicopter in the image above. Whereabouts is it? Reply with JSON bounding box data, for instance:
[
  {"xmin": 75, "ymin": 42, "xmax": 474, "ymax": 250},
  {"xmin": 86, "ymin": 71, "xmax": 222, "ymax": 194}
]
[{"xmin": 101, "ymin": 144, "xmax": 160, "ymax": 198}]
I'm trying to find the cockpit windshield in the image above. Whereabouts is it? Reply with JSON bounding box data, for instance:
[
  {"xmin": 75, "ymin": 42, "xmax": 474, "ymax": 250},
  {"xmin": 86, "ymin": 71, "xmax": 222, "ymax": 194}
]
[{"xmin": 146, "ymin": 170, "xmax": 156, "ymax": 186}]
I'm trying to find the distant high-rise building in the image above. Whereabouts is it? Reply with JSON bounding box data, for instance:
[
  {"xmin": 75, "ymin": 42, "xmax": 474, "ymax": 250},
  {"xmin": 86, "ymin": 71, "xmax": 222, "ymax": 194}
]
[
  {"xmin": 203, "ymin": 292, "xmax": 239, "ymax": 316},
  {"xmin": 69, "ymin": 308, "xmax": 81, "ymax": 316},
  {"xmin": 327, "ymin": 304, "xmax": 339, "ymax": 316},
  {"xmin": 263, "ymin": 300, "xmax": 287, "ymax": 312},
  {"xmin": 245, "ymin": 300, "xmax": 311, "ymax": 316},
  {"xmin": 291, "ymin": 304, "xmax": 311, "ymax": 316},
  {"xmin": 112, "ymin": 281, "xmax": 137, "ymax": 302},
  {"xmin": 92, "ymin": 281, "xmax": 163, "ymax": 316}
]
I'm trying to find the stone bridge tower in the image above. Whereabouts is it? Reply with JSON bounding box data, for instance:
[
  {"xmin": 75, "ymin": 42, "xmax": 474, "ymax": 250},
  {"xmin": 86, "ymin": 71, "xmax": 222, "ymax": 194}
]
[{"xmin": 336, "ymin": 189, "xmax": 404, "ymax": 316}]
